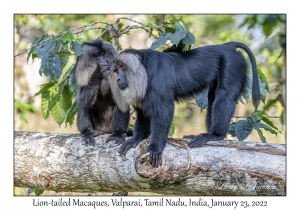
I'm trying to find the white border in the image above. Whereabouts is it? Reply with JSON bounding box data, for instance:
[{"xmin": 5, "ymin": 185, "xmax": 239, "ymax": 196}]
[{"xmin": 4, "ymin": 0, "xmax": 296, "ymax": 209}]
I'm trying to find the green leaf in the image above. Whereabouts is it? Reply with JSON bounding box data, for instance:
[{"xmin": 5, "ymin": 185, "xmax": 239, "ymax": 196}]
[
  {"xmin": 259, "ymin": 123, "xmax": 278, "ymax": 136},
  {"xmin": 257, "ymin": 128, "xmax": 266, "ymax": 143},
  {"xmin": 62, "ymin": 64, "xmax": 74, "ymax": 81},
  {"xmin": 62, "ymin": 42, "xmax": 69, "ymax": 51},
  {"xmin": 246, "ymin": 116, "xmax": 260, "ymax": 130},
  {"xmin": 279, "ymin": 14, "xmax": 286, "ymax": 21},
  {"xmin": 254, "ymin": 110, "xmax": 267, "ymax": 121},
  {"xmin": 228, "ymin": 123, "xmax": 236, "ymax": 137},
  {"xmin": 256, "ymin": 14, "xmax": 269, "ymax": 24},
  {"xmin": 71, "ymin": 41, "xmax": 82, "ymax": 57},
  {"xmin": 165, "ymin": 27, "xmax": 175, "ymax": 33},
  {"xmin": 259, "ymin": 78, "xmax": 267, "ymax": 104},
  {"xmin": 261, "ymin": 117, "xmax": 282, "ymax": 134},
  {"xmin": 169, "ymin": 28, "xmax": 189, "ymax": 47},
  {"xmin": 39, "ymin": 66, "xmax": 43, "ymax": 76},
  {"xmin": 54, "ymin": 41, "xmax": 62, "ymax": 52},
  {"xmin": 148, "ymin": 27, "xmax": 153, "ymax": 38},
  {"xmin": 27, "ymin": 47, "xmax": 36, "ymax": 63},
  {"xmin": 52, "ymin": 101, "xmax": 67, "ymax": 126},
  {"xmin": 180, "ymin": 30, "xmax": 189, "ymax": 39},
  {"xmin": 275, "ymin": 50, "xmax": 283, "ymax": 63},
  {"xmin": 59, "ymin": 84, "xmax": 72, "ymax": 112},
  {"xmin": 182, "ymin": 31, "xmax": 195, "ymax": 45},
  {"xmin": 49, "ymin": 87, "xmax": 60, "ymax": 110},
  {"xmin": 41, "ymin": 91, "xmax": 50, "ymax": 119},
  {"xmin": 34, "ymin": 34, "xmax": 47, "ymax": 45},
  {"xmin": 150, "ymin": 33, "xmax": 172, "ymax": 50},
  {"xmin": 101, "ymin": 30, "xmax": 112, "ymax": 42},
  {"xmin": 62, "ymin": 33, "xmax": 74, "ymax": 44},
  {"xmin": 263, "ymin": 24, "xmax": 273, "ymax": 37},
  {"xmin": 118, "ymin": 22, "xmax": 124, "ymax": 29},
  {"xmin": 32, "ymin": 35, "xmax": 51, "ymax": 55},
  {"xmin": 163, "ymin": 40, "xmax": 185, "ymax": 52},
  {"xmin": 280, "ymin": 111, "xmax": 284, "ymax": 124},
  {"xmin": 180, "ymin": 17, "xmax": 189, "ymax": 30},
  {"xmin": 257, "ymin": 68, "xmax": 269, "ymax": 92},
  {"xmin": 174, "ymin": 22, "xmax": 184, "ymax": 32},
  {"xmin": 168, "ymin": 119, "xmax": 175, "ymax": 137},
  {"xmin": 32, "ymin": 51, "xmax": 38, "ymax": 62},
  {"xmin": 65, "ymin": 100, "xmax": 78, "ymax": 126},
  {"xmin": 60, "ymin": 55, "xmax": 69, "ymax": 68},
  {"xmin": 34, "ymin": 189, "xmax": 44, "ymax": 196},
  {"xmin": 56, "ymin": 51, "xmax": 73, "ymax": 56},
  {"xmin": 34, "ymin": 81, "xmax": 56, "ymax": 96},
  {"xmin": 36, "ymin": 41, "xmax": 55, "ymax": 59},
  {"xmin": 263, "ymin": 99, "xmax": 277, "ymax": 111},
  {"xmin": 169, "ymin": 31, "xmax": 181, "ymax": 46},
  {"xmin": 169, "ymin": 17, "xmax": 179, "ymax": 24},
  {"xmin": 235, "ymin": 120, "xmax": 253, "ymax": 141},
  {"xmin": 153, "ymin": 15, "xmax": 162, "ymax": 22},
  {"xmin": 239, "ymin": 16, "xmax": 251, "ymax": 28},
  {"xmin": 27, "ymin": 188, "xmax": 34, "ymax": 195},
  {"xmin": 75, "ymin": 37, "xmax": 85, "ymax": 44},
  {"xmin": 195, "ymin": 87, "xmax": 208, "ymax": 112},
  {"xmin": 40, "ymin": 50, "xmax": 63, "ymax": 80}
]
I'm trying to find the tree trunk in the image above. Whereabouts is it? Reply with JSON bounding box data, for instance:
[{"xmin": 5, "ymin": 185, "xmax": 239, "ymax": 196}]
[{"xmin": 14, "ymin": 131, "xmax": 286, "ymax": 195}]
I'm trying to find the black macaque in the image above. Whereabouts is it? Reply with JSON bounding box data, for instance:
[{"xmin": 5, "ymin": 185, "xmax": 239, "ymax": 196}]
[
  {"xmin": 74, "ymin": 39, "xmax": 131, "ymax": 147},
  {"xmin": 109, "ymin": 41, "xmax": 260, "ymax": 167}
]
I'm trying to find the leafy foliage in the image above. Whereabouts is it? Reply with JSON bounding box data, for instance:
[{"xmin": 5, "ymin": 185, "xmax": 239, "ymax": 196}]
[
  {"xmin": 149, "ymin": 17, "xmax": 195, "ymax": 51},
  {"xmin": 15, "ymin": 100, "xmax": 37, "ymax": 123},
  {"xmin": 235, "ymin": 120, "xmax": 253, "ymax": 141},
  {"xmin": 228, "ymin": 110, "xmax": 281, "ymax": 142},
  {"xmin": 227, "ymin": 123, "xmax": 236, "ymax": 137},
  {"xmin": 239, "ymin": 14, "xmax": 286, "ymax": 37},
  {"xmin": 34, "ymin": 189, "xmax": 44, "ymax": 196},
  {"xmin": 27, "ymin": 30, "xmax": 80, "ymax": 126}
]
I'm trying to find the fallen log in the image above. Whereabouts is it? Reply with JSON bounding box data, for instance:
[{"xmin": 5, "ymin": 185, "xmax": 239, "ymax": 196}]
[{"xmin": 14, "ymin": 131, "xmax": 286, "ymax": 195}]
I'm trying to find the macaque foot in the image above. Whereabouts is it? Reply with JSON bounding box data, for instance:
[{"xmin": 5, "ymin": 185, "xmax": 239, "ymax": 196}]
[
  {"xmin": 118, "ymin": 137, "xmax": 144, "ymax": 156},
  {"xmin": 106, "ymin": 132, "xmax": 126, "ymax": 145},
  {"xmin": 188, "ymin": 133, "xmax": 223, "ymax": 148},
  {"xmin": 144, "ymin": 144, "xmax": 163, "ymax": 168},
  {"xmin": 81, "ymin": 130, "xmax": 103, "ymax": 147},
  {"xmin": 81, "ymin": 134, "xmax": 94, "ymax": 147}
]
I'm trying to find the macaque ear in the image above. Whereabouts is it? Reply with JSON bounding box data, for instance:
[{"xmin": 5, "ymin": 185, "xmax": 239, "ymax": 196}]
[{"xmin": 118, "ymin": 54, "xmax": 140, "ymax": 73}]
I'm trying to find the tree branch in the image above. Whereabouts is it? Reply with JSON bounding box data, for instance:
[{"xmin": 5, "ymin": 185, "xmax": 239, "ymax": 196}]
[
  {"xmin": 14, "ymin": 21, "xmax": 110, "ymax": 58},
  {"xmin": 14, "ymin": 131, "xmax": 285, "ymax": 195},
  {"xmin": 14, "ymin": 18, "xmax": 166, "ymax": 58}
]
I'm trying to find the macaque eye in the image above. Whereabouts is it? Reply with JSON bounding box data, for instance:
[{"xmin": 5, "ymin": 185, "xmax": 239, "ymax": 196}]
[{"xmin": 94, "ymin": 51, "xmax": 105, "ymax": 57}]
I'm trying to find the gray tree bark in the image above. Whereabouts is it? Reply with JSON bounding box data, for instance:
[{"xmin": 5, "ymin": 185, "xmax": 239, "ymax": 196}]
[{"xmin": 14, "ymin": 131, "xmax": 286, "ymax": 195}]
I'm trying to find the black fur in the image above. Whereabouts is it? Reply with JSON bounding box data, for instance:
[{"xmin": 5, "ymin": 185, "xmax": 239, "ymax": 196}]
[
  {"xmin": 75, "ymin": 39, "xmax": 130, "ymax": 146},
  {"xmin": 117, "ymin": 41, "xmax": 260, "ymax": 167}
]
